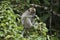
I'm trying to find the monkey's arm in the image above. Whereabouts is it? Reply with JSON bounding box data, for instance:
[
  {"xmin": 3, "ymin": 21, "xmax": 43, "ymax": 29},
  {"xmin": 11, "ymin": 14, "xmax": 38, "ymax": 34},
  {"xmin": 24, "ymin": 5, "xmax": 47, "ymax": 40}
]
[
  {"xmin": 26, "ymin": 18, "xmax": 33, "ymax": 27},
  {"xmin": 21, "ymin": 16, "xmax": 25, "ymax": 25}
]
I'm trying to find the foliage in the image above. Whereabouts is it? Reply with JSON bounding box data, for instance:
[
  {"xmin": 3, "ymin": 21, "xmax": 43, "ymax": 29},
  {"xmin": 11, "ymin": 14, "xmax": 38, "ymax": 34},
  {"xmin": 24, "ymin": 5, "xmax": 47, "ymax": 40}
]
[{"xmin": 0, "ymin": 0, "xmax": 59, "ymax": 40}]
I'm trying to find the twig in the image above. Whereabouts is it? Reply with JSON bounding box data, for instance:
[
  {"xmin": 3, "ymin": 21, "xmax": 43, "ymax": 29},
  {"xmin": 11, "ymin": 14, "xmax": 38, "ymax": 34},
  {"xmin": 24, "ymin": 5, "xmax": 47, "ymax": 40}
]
[{"xmin": 30, "ymin": 4, "xmax": 48, "ymax": 10}]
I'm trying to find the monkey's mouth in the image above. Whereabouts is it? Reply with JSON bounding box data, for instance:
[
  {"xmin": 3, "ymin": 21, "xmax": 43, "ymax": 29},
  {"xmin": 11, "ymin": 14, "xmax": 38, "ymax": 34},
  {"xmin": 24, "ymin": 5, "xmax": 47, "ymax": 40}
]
[{"xmin": 31, "ymin": 12, "xmax": 35, "ymax": 14}]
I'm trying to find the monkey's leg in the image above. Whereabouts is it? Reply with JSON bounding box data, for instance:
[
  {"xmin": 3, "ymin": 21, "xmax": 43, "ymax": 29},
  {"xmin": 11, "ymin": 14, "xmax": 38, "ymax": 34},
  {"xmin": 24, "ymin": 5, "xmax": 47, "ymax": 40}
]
[
  {"xmin": 21, "ymin": 28, "xmax": 29, "ymax": 38},
  {"xmin": 21, "ymin": 29, "xmax": 25, "ymax": 37}
]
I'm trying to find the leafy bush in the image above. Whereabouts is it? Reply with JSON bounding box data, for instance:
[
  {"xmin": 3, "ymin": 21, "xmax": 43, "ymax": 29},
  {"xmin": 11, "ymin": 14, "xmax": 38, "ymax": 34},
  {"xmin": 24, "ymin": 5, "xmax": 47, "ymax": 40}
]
[
  {"xmin": 0, "ymin": 1, "xmax": 48, "ymax": 40},
  {"xmin": 0, "ymin": 1, "xmax": 59, "ymax": 40}
]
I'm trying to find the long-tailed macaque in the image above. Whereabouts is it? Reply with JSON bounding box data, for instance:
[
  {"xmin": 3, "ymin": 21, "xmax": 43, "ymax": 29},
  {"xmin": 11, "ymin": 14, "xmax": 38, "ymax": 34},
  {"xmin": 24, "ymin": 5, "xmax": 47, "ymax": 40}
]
[{"xmin": 21, "ymin": 7, "xmax": 36, "ymax": 29}]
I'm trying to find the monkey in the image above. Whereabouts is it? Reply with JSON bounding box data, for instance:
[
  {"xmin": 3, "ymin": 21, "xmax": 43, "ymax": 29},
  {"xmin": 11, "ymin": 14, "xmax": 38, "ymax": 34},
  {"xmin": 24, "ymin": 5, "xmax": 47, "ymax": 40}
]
[
  {"xmin": 21, "ymin": 7, "xmax": 36, "ymax": 37},
  {"xmin": 21, "ymin": 7, "xmax": 36, "ymax": 29}
]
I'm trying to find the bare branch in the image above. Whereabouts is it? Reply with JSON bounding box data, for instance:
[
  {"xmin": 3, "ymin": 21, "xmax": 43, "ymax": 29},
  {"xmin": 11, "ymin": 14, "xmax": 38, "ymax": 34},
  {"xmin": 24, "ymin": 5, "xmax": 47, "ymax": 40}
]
[
  {"xmin": 53, "ymin": 11, "xmax": 60, "ymax": 17},
  {"xmin": 30, "ymin": 4, "xmax": 48, "ymax": 10}
]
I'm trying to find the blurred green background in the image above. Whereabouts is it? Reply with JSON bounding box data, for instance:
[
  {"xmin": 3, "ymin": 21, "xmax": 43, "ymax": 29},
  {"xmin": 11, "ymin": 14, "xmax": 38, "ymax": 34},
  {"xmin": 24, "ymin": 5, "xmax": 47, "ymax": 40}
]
[{"xmin": 0, "ymin": 0, "xmax": 60, "ymax": 40}]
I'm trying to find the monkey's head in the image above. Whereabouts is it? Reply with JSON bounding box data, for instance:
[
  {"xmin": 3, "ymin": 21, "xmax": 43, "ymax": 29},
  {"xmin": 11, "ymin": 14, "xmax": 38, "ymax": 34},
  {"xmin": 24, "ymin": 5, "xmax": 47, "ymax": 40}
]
[{"xmin": 28, "ymin": 7, "xmax": 36, "ymax": 15}]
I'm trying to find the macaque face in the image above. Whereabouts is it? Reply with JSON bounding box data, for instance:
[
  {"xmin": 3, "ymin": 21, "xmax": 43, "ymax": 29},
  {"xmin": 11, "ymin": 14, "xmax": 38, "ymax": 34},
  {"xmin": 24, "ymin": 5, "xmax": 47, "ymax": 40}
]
[{"xmin": 28, "ymin": 7, "xmax": 36, "ymax": 15}]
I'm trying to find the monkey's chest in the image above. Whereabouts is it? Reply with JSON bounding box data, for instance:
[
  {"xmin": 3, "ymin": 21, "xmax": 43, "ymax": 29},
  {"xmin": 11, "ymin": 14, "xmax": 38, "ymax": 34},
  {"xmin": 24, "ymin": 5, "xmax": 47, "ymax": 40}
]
[{"xmin": 23, "ymin": 18, "xmax": 33, "ymax": 28}]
